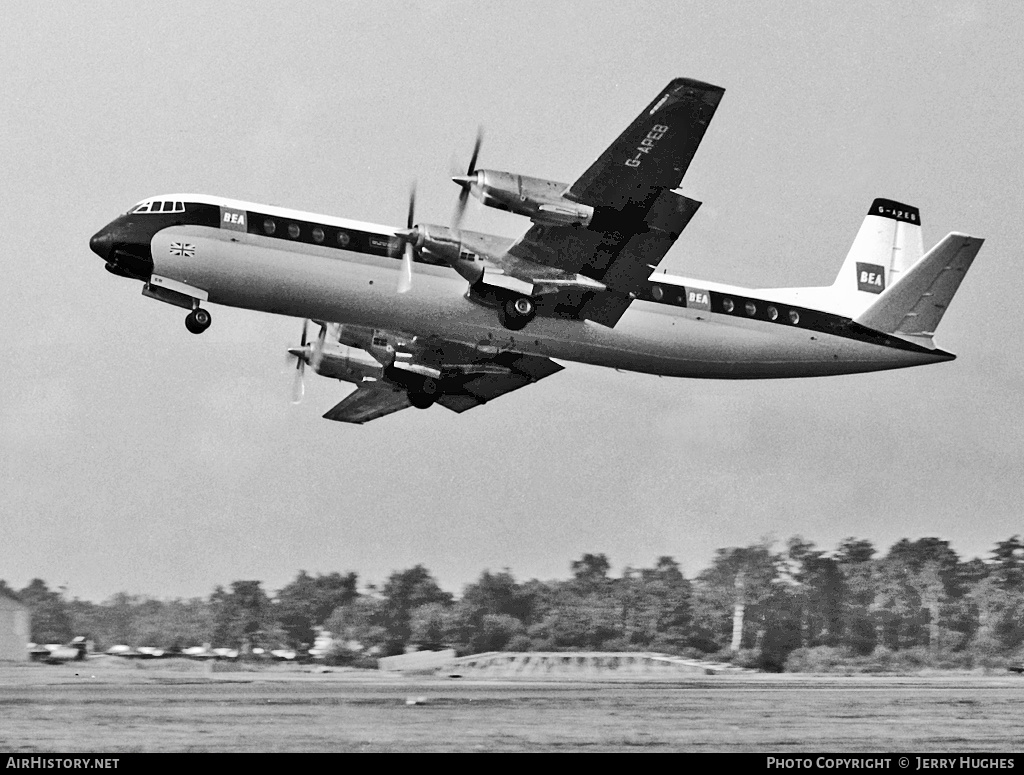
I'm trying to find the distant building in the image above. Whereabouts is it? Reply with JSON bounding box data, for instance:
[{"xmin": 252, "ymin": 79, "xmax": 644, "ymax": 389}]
[{"xmin": 0, "ymin": 590, "xmax": 30, "ymax": 661}]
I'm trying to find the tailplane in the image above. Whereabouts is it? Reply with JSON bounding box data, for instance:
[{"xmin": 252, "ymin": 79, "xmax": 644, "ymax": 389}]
[{"xmin": 854, "ymin": 232, "xmax": 983, "ymax": 347}]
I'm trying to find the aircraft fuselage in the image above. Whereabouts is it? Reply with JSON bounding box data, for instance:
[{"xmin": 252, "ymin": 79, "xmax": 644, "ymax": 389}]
[{"xmin": 89, "ymin": 194, "xmax": 951, "ymax": 381}]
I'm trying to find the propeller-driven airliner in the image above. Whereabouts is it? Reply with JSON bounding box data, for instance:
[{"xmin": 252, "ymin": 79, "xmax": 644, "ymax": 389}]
[{"xmin": 89, "ymin": 78, "xmax": 983, "ymax": 424}]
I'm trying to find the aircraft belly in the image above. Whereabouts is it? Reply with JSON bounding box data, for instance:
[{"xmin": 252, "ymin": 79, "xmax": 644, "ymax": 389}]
[
  {"xmin": 598, "ymin": 304, "xmax": 919, "ymax": 378},
  {"xmin": 151, "ymin": 227, "xmax": 940, "ymax": 380}
]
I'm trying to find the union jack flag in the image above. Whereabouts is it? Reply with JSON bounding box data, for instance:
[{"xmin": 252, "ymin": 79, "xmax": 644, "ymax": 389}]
[{"xmin": 169, "ymin": 242, "xmax": 195, "ymax": 257}]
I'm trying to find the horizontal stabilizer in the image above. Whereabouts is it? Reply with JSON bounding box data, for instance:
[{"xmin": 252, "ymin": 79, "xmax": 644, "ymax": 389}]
[{"xmin": 855, "ymin": 232, "xmax": 983, "ymax": 339}]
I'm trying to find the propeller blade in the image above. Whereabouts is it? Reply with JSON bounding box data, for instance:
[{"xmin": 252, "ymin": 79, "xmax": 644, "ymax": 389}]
[
  {"xmin": 452, "ymin": 190, "xmax": 468, "ymax": 230},
  {"xmin": 406, "ymin": 182, "xmax": 416, "ymax": 230},
  {"xmin": 310, "ymin": 321, "xmax": 328, "ymax": 370},
  {"xmin": 288, "ymin": 319, "xmax": 311, "ymax": 403},
  {"xmin": 296, "ymin": 319, "xmax": 308, "ymax": 368},
  {"xmin": 397, "ymin": 243, "xmax": 414, "ymax": 294},
  {"xmin": 466, "ymin": 126, "xmax": 483, "ymax": 177},
  {"xmin": 452, "ymin": 128, "xmax": 482, "ymax": 229},
  {"xmin": 399, "ymin": 183, "xmax": 416, "ymax": 293}
]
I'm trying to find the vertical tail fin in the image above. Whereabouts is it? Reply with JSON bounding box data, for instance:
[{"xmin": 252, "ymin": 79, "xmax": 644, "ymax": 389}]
[{"xmin": 830, "ymin": 198, "xmax": 924, "ymax": 317}]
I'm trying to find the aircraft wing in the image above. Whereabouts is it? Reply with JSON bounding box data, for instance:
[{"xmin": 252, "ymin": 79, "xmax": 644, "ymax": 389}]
[
  {"xmin": 322, "ymin": 340, "xmax": 562, "ymax": 424},
  {"xmin": 436, "ymin": 350, "xmax": 563, "ymax": 413},
  {"xmin": 566, "ymin": 77, "xmax": 725, "ymax": 208},
  {"xmin": 505, "ymin": 78, "xmax": 722, "ymax": 326},
  {"xmin": 323, "ymin": 382, "xmax": 413, "ymax": 424}
]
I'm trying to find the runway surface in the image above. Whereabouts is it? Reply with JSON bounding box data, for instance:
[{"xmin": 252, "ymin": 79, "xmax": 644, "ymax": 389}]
[{"xmin": 1, "ymin": 662, "xmax": 1022, "ymax": 752}]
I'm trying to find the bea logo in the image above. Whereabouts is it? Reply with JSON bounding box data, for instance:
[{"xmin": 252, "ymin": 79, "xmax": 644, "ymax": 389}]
[
  {"xmin": 856, "ymin": 262, "xmax": 885, "ymax": 294},
  {"xmin": 219, "ymin": 207, "xmax": 247, "ymax": 231},
  {"xmin": 686, "ymin": 287, "xmax": 711, "ymax": 310}
]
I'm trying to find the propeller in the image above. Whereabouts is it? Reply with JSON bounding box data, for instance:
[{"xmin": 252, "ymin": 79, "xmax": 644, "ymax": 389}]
[
  {"xmin": 287, "ymin": 320, "xmax": 309, "ymax": 404},
  {"xmin": 286, "ymin": 320, "xmax": 328, "ymax": 404},
  {"xmin": 397, "ymin": 182, "xmax": 416, "ymax": 294},
  {"xmin": 451, "ymin": 127, "xmax": 483, "ymax": 229}
]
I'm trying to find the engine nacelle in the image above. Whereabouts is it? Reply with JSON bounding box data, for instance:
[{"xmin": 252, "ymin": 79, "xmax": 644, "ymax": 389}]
[
  {"xmin": 313, "ymin": 344, "xmax": 385, "ymax": 385},
  {"xmin": 457, "ymin": 170, "xmax": 593, "ymax": 226},
  {"xmin": 405, "ymin": 223, "xmax": 489, "ymax": 286}
]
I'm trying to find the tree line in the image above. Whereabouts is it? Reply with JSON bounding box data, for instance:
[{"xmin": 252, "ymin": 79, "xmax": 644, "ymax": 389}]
[{"xmin": 5, "ymin": 535, "xmax": 1023, "ymax": 671}]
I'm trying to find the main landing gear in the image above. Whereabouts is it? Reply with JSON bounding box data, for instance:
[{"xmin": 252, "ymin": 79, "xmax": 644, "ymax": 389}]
[
  {"xmin": 409, "ymin": 377, "xmax": 440, "ymax": 410},
  {"xmin": 499, "ymin": 296, "xmax": 536, "ymax": 331},
  {"xmin": 185, "ymin": 306, "xmax": 211, "ymax": 334}
]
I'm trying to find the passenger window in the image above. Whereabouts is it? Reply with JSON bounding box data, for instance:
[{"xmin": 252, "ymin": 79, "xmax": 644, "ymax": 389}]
[
  {"xmin": 722, "ymin": 298, "xmax": 734, "ymax": 313},
  {"xmin": 337, "ymin": 231, "xmax": 350, "ymax": 247},
  {"xmin": 312, "ymin": 227, "xmax": 324, "ymax": 243},
  {"xmin": 745, "ymin": 301, "xmax": 757, "ymax": 316},
  {"xmin": 264, "ymin": 219, "xmax": 276, "ymax": 235},
  {"xmin": 767, "ymin": 306, "xmax": 778, "ymax": 321},
  {"xmin": 288, "ymin": 224, "xmax": 300, "ymax": 238},
  {"xmin": 789, "ymin": 310, "xmax": 800, "ymax": 325}
]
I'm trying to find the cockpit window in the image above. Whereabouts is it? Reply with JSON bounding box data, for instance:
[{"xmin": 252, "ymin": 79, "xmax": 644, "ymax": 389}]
[{"xmin": 129, "ymin": 200, "xmax": 185, "ymax": 214}]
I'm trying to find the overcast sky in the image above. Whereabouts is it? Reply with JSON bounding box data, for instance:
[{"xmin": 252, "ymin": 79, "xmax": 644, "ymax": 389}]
[{"xmin": 1, "ymin": 1, "xmax": 1021, "ymax": 602}]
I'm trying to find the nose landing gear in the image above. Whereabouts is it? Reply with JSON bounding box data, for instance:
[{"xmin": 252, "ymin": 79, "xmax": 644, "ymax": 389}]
[
  {"xmin": 499, "ymin": 296, "xmax": 536, "ymax": 331},
  {"xmin": 185, "ymin": 307, "xmax": 211, "ymax": 334}
]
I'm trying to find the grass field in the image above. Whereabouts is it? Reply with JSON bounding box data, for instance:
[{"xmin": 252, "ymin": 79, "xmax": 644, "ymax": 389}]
[{"xmin": 1, "ymin": 661, "xmax": 1022, "ymax": 752}]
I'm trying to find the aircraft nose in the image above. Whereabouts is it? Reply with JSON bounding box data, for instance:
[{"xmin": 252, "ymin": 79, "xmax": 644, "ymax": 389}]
[{"xmin": 89, "ymin": 228, "xmax": 114, "ymax": 260}]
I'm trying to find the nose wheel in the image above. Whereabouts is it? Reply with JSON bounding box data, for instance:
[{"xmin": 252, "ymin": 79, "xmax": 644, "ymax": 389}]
[
  {"xmin": 185, "ymin": 307, "xmax": 212, "ymax": 334},
  {"xmin": 499, "ymin": 296, "xmax": 536, "ymax": 331}
]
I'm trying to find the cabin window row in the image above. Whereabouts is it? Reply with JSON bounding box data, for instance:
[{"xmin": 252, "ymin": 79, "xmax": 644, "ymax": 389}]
[
  {"xmin": 263, "ymin": 218, "xmax": 351, "ymax": 247},
  {"xmin": 721, "ymin": 297, "xmax": 800, "ymax": 325}
]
